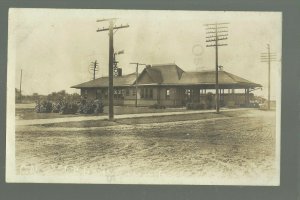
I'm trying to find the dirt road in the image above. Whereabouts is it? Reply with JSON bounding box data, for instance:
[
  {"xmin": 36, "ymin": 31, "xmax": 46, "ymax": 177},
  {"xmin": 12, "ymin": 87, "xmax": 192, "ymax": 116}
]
[{"xmin": 15, "ymin": 110, "xmax": 278, "ymax": 185}]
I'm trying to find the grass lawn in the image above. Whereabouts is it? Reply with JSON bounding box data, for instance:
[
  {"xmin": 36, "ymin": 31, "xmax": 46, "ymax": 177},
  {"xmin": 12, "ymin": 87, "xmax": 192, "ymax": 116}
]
[
  {"xmin": 38, "ymin": 110, "xmax": 245, "ymax": 128},
  {"xmin": 16, "ymin": 103, "xmax": 192, "ymax": 120}
]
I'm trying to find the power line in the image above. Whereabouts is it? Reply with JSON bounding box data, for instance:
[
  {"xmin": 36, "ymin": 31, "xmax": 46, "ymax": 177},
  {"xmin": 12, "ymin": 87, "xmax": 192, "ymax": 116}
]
[
  {"xmin": 204, "ymin": 22, "xmax": 229, "ymax": 113},
  {"xmin": 97, "ymin": 18, "xmax": 129, "ymax": 120},
  {"xmin": 260, "ymin": 44, "xmax": 277, "ymax": 110}
]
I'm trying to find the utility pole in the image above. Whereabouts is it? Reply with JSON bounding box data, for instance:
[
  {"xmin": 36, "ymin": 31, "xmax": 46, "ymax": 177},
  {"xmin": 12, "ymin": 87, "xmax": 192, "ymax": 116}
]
[
  {"xmin": 261, "ymin": 44, "xmax": 276, "ymax": 110},
  {"xmin": 90, "ymin": 60, "xmax": 99, "ymax": 80},
  {"xmin": 130, "ymin": 62, "xmax": 147, "ymax": 107},
  {"xmin": 97, "ymin": 18, "xmax": 129, "ymax": 120},
  {"xmin": 19, "ymin": 69, "xmax": 22, "ymax": 103},
  {"xmin": 204, "ymin": 22, "xmax": 229, "ymax": 113}
]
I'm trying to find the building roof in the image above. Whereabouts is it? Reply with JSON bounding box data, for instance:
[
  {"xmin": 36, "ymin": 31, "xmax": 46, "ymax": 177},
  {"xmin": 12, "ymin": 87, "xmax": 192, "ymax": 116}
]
[
  {"xmin": 151, "ymin": 64, "xmax": 184, "ymax": 83},
  {"xmin": 71, "ymin": 64, "xmax": 262, "ymax": 89},
  {"xmin": 177, "ymin": 71, "xmax": 261, "ymax": 86},
  {"xmin": 71, "ymin": 73, "xmax": 136, "ymax": 88}
]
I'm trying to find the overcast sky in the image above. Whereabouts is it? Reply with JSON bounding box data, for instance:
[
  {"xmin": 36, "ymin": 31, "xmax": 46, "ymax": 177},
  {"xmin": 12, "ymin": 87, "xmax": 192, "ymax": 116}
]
[{"xmin": 8, "ymin": 9, "xmax": 281, "ymax": 99}]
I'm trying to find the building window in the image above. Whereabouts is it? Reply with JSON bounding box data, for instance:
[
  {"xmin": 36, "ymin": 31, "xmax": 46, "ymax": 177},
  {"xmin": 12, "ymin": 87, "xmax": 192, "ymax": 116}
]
[
  {"xmin": 141, "ymin": 88, "xmax": 144, "ymax": 98},
  {"xmin": 166, "ymin": 89, "xmax": 170, "ymax": 99},
  {"xmin": 140, "ymin": 88, "xmax": 153, "ymax": 99},
  {"xmin": 113, "ymin": 89, "xmax": 124, "ymax": 100},
  {"xmin": 96, "ymin": 89, "xmax": 102, "ymax": 99},
  {"xmin": 149, "ymin": 88, "xmax": 153, "ymax": 99},
  {"xmin": 132, "ymin": 89, "xmax": 136, "ymax": 96},
  {"xmin": 185, "ymin": 89, "xmax": 191, "ymax": 97},
  {"xmin": 145, "ymin": 88, "xmax": 148, "ymax": 99},
  {"xmin": 125, "ymin": 88, "xmax": 130, "ymax": 96}
]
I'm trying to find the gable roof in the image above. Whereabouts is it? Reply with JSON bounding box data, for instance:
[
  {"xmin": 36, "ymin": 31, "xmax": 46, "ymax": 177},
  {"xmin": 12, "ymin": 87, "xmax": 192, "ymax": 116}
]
[
  {"xmin": 137, "ymin": 64, "xmax": 261, "ymax": 87},
  {"xmin": 135, "ymin": 67, "xmax": 163, "ymax": 84},
  {"xmin": 150, "ymin": 63, "xmax": 184, "ymax": 83}
]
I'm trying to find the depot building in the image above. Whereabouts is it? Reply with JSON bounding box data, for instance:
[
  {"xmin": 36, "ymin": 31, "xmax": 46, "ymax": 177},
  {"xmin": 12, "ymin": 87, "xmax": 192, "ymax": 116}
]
[{"xmin": 71, "ymin": 63, "xmax": 261, "ymax": 107}]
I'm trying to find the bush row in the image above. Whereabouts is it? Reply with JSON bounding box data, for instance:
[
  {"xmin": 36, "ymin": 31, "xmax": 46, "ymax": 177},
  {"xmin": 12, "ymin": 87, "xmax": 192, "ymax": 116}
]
[{"xmin": 35, "ymin": 99, "xmax": 104, "ymax": 114}]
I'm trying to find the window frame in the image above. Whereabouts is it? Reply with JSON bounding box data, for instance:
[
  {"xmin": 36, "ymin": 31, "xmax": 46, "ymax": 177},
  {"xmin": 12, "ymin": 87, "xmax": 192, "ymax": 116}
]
[{"xmin": 166, "ymin": 88, "xmax": 170, "ymax": 100}]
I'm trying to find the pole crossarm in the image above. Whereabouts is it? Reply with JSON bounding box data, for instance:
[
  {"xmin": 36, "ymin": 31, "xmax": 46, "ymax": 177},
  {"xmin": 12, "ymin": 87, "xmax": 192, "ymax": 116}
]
[
  {"xmin": 261, "ymin": 55, "xmax": 276, "ymax": 57},
  {"xmin": 206, "ymin": 37, "xmax": 228, "ymax": 42},
  {"xmin": 206, "ymin": 30, "xmax": 228, "ymax": 34},
  {"xmin": 261, "ymin": 60, "xmax": 276, "ymax": 62},
  {"xmin": 204, "ymin": 22, "xmax": 230, "ymax": 26},
  {"xmin": 261, "ymin": 54, "xmax": 276, "ymax": 56},
  {"xmin": 96, "ymin": 18, "xmax": 117, "ymax": 22},
  {"xmin": 260, "ymin": 58, "xmax": 277, "ymax": 61},
  {"xmin": 206, "ymin": 34, "xmax": 228, "ymax": 39},
  {"xmin": 130, "ymin": 62, "xmax": 147, "ymax": 66},
  {"xmin": 261, "ymin": 52, "xmax": 276, "ymax": 54},
  {"xmin": 206, "ymin": 27, "xmax": 228, "ymax": 30},
  {"xmin": 97, "ymin": 24, "xmax": 129, "ymax": 32},
  {"xmin": 206, "ymin": 44, "xmax": 228, "ymax": 47}
]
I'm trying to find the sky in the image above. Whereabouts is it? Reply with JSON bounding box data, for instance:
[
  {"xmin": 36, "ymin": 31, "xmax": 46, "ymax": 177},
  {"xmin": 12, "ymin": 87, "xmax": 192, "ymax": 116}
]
[{"xmin": 8, "ymin": 9, "xmax": 282, "ymax": 100}]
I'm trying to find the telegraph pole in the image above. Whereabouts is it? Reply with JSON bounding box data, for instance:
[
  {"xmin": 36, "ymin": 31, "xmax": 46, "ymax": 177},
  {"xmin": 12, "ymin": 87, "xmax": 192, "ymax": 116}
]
[
  {"xmin": 261, "ymin": 44, "xmax": 276, "ymax": 110},
  {"xmin": 130, "ymin": 62, "xmax": 147, "ymax": 107},
  {"xmin": 19, "ymin": 69, "xmax": 22, "ymax": 103},
  {"xmin": 97, "ymin": 18, "xmax": 129, "ymax": 120},
  {"xmin": 90, "ymin": 60, "xmax": 99, "ymax": 80},
  {"xmin": 205, "ymin": 22, "xmax": 229, "ymax": 113}
]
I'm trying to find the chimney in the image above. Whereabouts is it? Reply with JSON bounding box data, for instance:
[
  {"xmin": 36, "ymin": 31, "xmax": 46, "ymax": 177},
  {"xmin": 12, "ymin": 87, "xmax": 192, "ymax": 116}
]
[{"xmin": 117, "ymin": 68, "xmax": 122, "ymax": 76}]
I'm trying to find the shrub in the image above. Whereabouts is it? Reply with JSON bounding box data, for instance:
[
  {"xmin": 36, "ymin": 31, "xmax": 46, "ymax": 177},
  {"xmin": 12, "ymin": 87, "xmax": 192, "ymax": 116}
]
[
  {"xmin": 59, "ymin": 102, "xmax": 79, "ymax": 114},
  {"xmin": 149, "ymin": 103, "xmax": 166, "ymax": 109},
  {"xmin": 35, "ymin": 100, "xmax": 53, "ymax": 113},
  {"xmin": 77, "ymin": 99, "xmax": 104, "ymax": 114},
  {"xmin": 93, "ymin": 99, "xmax": 104, "ymax": 114},
  {"xmin": 52, "ymin": 101, "xmax": 63, "ymax": 113}
]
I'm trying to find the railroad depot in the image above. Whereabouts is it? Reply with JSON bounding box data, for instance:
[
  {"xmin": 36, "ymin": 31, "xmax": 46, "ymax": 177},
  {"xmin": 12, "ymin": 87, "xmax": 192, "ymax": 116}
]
[{"xmin": 71, "ymin": 64, "xmax": 262, "ymax": 107}]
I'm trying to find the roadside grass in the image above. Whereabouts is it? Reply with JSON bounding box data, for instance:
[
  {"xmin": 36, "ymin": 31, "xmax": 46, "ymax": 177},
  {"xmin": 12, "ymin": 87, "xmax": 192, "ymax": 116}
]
[
  {"xmin": 16, "ymin": 108, "xmax": 79, "ymax": 120},
  {"xmin": 39, "ymin": 110, "xmax": 249, "ymax": 128},
  {"xmin": 16, "ymin": 104, "xmax": 196, "ymax": 120}
]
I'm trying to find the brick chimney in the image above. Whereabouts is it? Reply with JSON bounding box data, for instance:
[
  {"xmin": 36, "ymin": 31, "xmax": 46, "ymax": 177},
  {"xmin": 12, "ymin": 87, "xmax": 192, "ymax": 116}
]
[{"xmin": 117, "ymin": 68, "xmax": 122, "ymax": 76}]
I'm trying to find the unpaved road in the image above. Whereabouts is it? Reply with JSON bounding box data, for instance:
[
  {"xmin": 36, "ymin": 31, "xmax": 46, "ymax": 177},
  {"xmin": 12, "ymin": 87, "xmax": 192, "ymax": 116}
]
[{"xmin": 15, "ymin": 110, "xmax": 278, "ymax": 185}]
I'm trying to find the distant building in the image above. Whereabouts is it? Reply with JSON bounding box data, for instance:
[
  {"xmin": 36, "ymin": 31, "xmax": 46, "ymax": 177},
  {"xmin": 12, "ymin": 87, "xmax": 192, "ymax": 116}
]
[{"xmin": 71, "ymin": 64, "xmax": 261, "ymax": 107}]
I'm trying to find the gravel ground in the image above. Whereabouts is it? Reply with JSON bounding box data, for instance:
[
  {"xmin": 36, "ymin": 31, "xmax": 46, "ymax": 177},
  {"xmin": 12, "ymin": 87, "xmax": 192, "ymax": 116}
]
[{"xmin": 15, "ymin": 109, "xmax": 278, "ymax": 185}]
